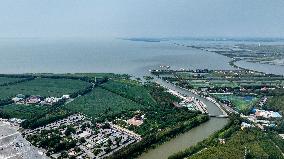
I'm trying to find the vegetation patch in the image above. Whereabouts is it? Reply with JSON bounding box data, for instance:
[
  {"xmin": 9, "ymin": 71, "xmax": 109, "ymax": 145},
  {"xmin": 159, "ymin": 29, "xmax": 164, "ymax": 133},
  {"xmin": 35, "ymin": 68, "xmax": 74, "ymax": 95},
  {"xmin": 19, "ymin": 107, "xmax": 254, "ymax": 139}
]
[
  {"xmin": 101, "ymin": 79, "xmax": 157, "ymax": 106},
  {"xmin": 213, "ymin": 94, "xmax": 258, "ymax": 111},
  {"xmin": 266, "ymin": 95, "xmax": 284, "ymax": 133},
  {"xmin": 267, "ymin": 95, "xmax": 284, "ymax": 113},
  {"xmin": 0, "ymin": 78, "xmax": 92, "ymax": 100},
  {"xmin": 0, "ymin": 104, "xmax": 48, "ymax": 120},
  {"xmin": 189, "ymin": 130, "xmax": 284, "ymax": 159},
  {"xmin": 0, "ymin": 77, "xmax": 28, "ymax": 86},
  {"xmin": 63, "ymin": 87, "xmax": 144, "ymax": 121}
]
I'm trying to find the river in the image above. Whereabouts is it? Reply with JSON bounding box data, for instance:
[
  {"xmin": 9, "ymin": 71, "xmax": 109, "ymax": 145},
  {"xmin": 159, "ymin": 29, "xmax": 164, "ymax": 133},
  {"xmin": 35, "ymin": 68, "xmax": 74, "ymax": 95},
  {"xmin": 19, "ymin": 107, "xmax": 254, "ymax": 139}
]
[
  {"xmin": 235, "ymin": 60, "xmax": 284, "ymax": 76},
  {"xmin": 138, "ymin": 78, "xmax": 228, "ymax": 159}
]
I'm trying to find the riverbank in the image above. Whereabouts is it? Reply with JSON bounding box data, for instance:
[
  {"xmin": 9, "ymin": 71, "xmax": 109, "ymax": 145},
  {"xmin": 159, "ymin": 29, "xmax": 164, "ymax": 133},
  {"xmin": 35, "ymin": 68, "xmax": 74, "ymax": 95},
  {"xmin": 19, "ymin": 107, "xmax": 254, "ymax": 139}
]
[
  {"xmin": 229, "ymin": 58, "xmax": 266, "ymax": 75},
  {"xmin": 137, "ymin": 77, "xmax": 229, "ymax": 159},
  {"xmin": 108, "ymin": 115, "xmax": 209, "ymax": 159},
  {"xmin": 168, "ymin": 118, "xmax": 236, "ymax": 159},
  {"xmin": 138, "ymin": 118, "xmax": 228, "ymax": 159}
]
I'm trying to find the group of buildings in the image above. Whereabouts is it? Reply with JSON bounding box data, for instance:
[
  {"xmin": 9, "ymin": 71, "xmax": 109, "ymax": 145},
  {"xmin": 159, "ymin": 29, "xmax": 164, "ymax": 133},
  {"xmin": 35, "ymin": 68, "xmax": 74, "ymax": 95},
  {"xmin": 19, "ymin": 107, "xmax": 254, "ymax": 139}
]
[
  {"xmin": 23, "ymin": 114, "xmax": 141, "ymax": 159},
  {"xmin": 168, "ymin": 89, "xmax": 208, "ymax": 114},
  {"xmin": 240, "ymin": 95, "xmax": 283, "ymax": 130},
  {"xmin": 12, "ymin": 94, "xmax": 70, "ymax": 106},
  {"xmin": 241, "ymin": 108, "xmax": 282, "ymax": 130},
  {"xmin": 253, "ymin": 109, "xmax": 282, "ymax": 119}
]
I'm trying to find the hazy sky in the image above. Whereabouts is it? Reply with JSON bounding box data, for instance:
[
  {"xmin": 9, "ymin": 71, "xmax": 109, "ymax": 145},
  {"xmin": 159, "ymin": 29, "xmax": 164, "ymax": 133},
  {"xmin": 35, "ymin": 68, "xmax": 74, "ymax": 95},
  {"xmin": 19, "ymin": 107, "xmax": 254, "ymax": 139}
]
[{"xmin": 1, "ymin": 0, "xmax": 284, "ymax": 38}]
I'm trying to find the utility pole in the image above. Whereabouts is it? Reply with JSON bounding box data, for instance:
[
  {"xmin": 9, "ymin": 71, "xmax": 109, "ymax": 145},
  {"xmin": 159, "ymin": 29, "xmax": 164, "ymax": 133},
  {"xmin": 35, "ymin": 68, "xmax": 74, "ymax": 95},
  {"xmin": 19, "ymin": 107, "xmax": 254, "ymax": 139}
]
[{"xmin": 244, "ymin": 146, "xmax": 247, "ymax": 159}]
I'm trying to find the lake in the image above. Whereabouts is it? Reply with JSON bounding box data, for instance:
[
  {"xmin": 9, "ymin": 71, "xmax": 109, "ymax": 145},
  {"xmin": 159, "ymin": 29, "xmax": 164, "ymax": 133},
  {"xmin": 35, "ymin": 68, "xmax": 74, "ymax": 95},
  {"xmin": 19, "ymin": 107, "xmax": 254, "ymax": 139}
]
[{"xmin": 0, "ymin": 38, "xmax": 233, "ymax": 76}]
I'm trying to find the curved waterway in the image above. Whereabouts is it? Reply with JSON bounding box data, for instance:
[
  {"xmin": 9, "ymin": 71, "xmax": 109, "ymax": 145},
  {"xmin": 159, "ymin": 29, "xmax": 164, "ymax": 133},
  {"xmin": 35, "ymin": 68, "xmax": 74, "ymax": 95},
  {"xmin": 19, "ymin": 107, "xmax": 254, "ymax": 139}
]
[{"xmin": 138, "ymin": 79, "xmax": 229, "ymax": 159}]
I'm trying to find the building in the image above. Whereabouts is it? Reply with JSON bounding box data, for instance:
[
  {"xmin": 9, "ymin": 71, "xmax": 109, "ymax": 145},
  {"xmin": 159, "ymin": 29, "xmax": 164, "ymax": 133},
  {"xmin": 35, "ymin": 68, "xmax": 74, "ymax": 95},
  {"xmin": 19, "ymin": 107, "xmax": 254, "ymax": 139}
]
[
  {"xmin": 26, "ymin": 96, "xmax": 42, "ymax": 104},
  {"xmin": 241, "ymin": 122, "xmax": 253, "ymax": 130}
]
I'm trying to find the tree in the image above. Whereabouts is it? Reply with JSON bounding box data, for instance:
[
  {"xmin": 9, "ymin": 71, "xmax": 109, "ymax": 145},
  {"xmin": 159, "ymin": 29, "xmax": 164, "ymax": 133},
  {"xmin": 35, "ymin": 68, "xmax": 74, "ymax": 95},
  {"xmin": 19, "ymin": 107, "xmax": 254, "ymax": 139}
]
[
  {"xmin": 79, "ymin": 137, "xmax": 86, "ymax": 144},
  {"xmin": 93, "ymin": 149, "xmax": 102, "ymax": 155},
  {"xmin": 105, "ymin": 146, "xmax": 111, "ymax": 153},
  {"xmin": 65, "ymin": 126, "xmax": 76, "ymax": 136},
  {"xmin": 60, "ymin": 151, "xmax": 68, "ymax": 158}
]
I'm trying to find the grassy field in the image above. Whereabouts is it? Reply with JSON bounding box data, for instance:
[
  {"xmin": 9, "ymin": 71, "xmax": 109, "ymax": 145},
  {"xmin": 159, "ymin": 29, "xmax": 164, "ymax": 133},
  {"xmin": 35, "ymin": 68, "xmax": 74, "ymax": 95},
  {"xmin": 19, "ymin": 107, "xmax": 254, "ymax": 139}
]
[
  {"xmin": 214, "ymin": 94, "xmax": 258, "ymax": 111},
  {"xmin": 0, "ymin": 104, "xmax": 48, "ymax": 120},
  {"xmin": 101, "ymin": 80, "xmax": 157, "ymax": 106},
  {"xmin": 0, "ymin": 77, "xmax": 27, "ymax": 85},
  {"xmin": 190, "ymin": 130, "xmax": 284, "ymax": 159},
  {"xmin": 189, "ymin": 79, "xmax": 237, "ymax": 89},
  {"xmin": 63, "ymin": 87, "xmax": 144, "ymax": 119},
  {"xmin": 0, "ymin": 78, "xmax": 92, "ymax": 100}
]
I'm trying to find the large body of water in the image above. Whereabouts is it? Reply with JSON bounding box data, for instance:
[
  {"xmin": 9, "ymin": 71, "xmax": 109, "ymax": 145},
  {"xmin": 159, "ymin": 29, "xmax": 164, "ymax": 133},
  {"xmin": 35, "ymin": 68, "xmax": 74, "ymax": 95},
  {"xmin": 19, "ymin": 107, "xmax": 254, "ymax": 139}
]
[{"xmin": 0, "ymin": 38, "xmax": 233, "ymax": 76}]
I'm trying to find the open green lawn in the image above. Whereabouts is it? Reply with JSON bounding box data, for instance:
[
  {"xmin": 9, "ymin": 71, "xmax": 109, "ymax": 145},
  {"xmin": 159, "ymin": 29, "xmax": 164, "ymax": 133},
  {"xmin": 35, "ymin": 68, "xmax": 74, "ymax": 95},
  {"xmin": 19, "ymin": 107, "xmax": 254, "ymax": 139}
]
[
  {"xmin": 0, "ymin": 78, "xmax": 92, "ymax": 100},
  {"xmin": 63, "ymin": 87, "xmax": 143, "ymax": 119},
  {"xmin": 190, "ymin": 130, "xmax": 284, "ymax": 159},
  {"xmin": 101, "ymin": 80, "xmax": 157, "ymax": 106},
  {"xmin": 210, "ymin": 80, "xmax": 238, "ymax": 88},
  {"xmin": 0, "ymin": 104, "xmax": 48, "ymax": 120},
  {"xmin": 214, "ymin": 94, "xmax": 258, "ymax": 111},
  {"xmin": 0, "ymin": 77, "xmax": 27, "ymax": 85},
  {"xmin": 189, "ymin": 79, "xmax": 237, "ymax": 89}
]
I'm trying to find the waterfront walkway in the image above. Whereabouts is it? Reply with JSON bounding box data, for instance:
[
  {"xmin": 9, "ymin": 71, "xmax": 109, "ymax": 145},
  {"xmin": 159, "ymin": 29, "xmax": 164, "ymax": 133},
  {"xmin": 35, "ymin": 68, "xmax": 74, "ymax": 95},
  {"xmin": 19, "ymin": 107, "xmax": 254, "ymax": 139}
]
[{"xmin": 209, "ymin": 114, "xmax": 229, "ymax": 118}]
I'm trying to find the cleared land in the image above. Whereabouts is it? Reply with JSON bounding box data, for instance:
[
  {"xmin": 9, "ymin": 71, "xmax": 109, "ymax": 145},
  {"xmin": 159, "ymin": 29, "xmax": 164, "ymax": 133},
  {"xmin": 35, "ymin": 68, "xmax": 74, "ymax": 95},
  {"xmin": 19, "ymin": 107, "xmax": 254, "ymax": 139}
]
[{"xmin": 0, "ymin": 78, "xmax": 92, "ymax": 100}]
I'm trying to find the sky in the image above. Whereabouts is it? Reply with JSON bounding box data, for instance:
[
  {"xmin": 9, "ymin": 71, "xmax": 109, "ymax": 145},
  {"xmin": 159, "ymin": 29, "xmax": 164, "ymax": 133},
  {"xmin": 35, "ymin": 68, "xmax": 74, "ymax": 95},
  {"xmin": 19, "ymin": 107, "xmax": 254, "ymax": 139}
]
[{"xmin": 0, "ymin": 0, "xmax": 284, "ymax": 38}]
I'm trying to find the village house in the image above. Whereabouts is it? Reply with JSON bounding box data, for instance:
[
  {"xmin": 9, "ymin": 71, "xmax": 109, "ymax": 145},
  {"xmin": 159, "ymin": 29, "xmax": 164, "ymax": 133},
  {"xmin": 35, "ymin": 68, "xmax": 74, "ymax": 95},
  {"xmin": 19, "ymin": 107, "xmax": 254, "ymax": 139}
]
[{"xmin": 26, "ymin": 95, "xmax": 42, "ymax": 104}]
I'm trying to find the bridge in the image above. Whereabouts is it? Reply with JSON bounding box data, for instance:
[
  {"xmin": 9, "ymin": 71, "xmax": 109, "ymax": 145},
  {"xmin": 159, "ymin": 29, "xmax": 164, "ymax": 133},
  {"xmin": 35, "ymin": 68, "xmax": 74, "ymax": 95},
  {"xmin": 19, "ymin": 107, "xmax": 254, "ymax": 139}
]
[{"xmin": 209, "ymin": 114, "xmax": 229, "ymax": 118}]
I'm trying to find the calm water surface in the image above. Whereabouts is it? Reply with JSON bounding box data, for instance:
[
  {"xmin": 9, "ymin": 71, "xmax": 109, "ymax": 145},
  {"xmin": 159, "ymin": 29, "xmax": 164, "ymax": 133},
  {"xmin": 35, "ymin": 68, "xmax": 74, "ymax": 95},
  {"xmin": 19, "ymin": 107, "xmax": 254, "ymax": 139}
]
[
  {"xmin": 235, "ymin": 60, "xmax": 284, "ymax": 76},
  {"xmin": 0, "ymin": 38, "xmax": 233, "ymax": 76}
]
